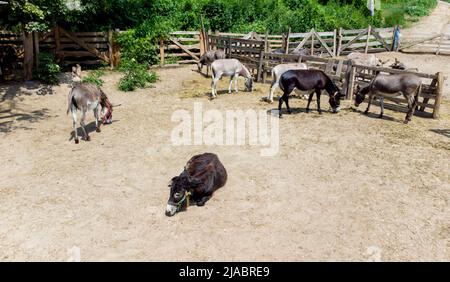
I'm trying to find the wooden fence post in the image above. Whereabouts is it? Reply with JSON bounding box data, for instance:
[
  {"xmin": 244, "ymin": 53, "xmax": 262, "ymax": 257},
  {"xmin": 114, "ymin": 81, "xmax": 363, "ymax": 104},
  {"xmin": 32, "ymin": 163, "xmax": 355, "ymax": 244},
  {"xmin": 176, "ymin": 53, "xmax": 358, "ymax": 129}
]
[
  {"xmin": 108, "ymin": 29, "xmax": 114, "ymax": 69},
  {"xmin": 264, "ymin": 31, "xmax": 268, "ymax": 53},
  {"xmin": 311, "ymin": 31, "xmax": 314, "ymax": 55},
  {"xmin": 285, "ymin": 27, "xmax": 291, "ymax": 54},
  {"xmin": 338, "ymin": 27, "xmax": 343, "ymax": 56},
  {"xmin": 23, "ymin": 31, "xmax": 34, "ymax": 81},
  {"xmin": 333, "ymin": 29, "xmax": 337, "ymax": 57},
  {"xmin": 159, "ymin": 39, "xmax": 165, "ymax": 66},
  {"xmin": 432, "ymin": 72, "xmax": 443, "ymax": 119},
  {"xmin": 346, "ymin": 63, "xmax": 356, "ymax": 100},
  {"xmin": 199, "ymin": 29, "xmax": 205, "ymax": 56},
  {"xmin": 365, "ymin": 25, "xmax": 372, "ymax": 54}
]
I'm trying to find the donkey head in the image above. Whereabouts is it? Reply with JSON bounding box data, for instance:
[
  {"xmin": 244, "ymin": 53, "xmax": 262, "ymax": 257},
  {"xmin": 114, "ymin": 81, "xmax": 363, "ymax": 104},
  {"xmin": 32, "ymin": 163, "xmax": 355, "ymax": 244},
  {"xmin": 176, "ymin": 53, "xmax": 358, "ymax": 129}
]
[
  {"xmin": 165, "ymin": 174, "xmax": 202, "ymax": 217},
  {"xmin": 245, "ymin": 77, "xmax": 253, "ymax": 92},
  {"xmin": 354, "ymin": 85, "xmax": 365, "ymax": 107},
  {"xmin": 100, "ymin": 91, "xmax": 113, "ymax": 124},
  {"xmin": 329, "ymin": 91, "xmax": 346, "ymax": 113}
]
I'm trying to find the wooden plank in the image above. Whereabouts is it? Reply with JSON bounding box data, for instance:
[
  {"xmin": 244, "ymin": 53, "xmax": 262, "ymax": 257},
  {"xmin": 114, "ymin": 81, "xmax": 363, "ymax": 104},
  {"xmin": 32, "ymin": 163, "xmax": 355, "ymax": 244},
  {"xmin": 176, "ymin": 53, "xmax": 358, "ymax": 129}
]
[
  {"xmin": 312, "ymin": 29, "xmax": 334, "ymax": 57},
  {"xmin": 352, "ymin": 64, "xmax": 437, "ymax": 79},
  {"xmin": 433, "ymin": 72, "xmax": 443, "ymax": 119},
  {"xmin": 365, "ymin": 26, "xmax": 371, "ymax": 53},
  {"xmin": 59, "ymin": 27, "xmax": 110, "ymax": 63},
  {"xmin": 108, "ymin": 29, "xmax": 113, "ymax": 69},
  {"xmin": 293, "ymin": 29, "xmax": 313, "ymax": 52},
  {"xmin": 169, "ymin": 38, "xmax": 199, "ymax": 61},
  {"xmin": 338, "ymin": 28, "xmax": 368, "ymax": 54}
]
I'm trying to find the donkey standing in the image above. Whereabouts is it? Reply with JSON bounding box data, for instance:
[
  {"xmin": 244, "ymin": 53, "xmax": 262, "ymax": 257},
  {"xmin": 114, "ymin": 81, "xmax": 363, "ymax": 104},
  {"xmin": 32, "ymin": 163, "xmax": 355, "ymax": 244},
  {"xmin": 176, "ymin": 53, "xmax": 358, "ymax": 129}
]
[
  {"xmin": 210, "ymin": 59, "xmax": 253, "ymax": 98},
  {"xmin": 354, "ymin": 73, "xmax": 422, "ymax": 124},
  {"xmin": 198, "ymin": 49, "xmax": 226, "ymax": 76},
  {"xmin": 278, "ymin": 69, "xmax": 345, "ymax": 118},
  {"xmin": 67, "ymin": 83, "xmax": 113, "ymax": 143}
]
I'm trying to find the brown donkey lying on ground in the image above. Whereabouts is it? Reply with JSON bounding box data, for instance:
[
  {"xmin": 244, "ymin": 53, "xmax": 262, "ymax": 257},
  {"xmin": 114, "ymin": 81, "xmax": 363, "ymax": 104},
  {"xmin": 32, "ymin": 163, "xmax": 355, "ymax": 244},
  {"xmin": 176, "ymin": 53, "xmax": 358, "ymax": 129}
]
[
  {"xmin": 67, "ymin": 83, "xmax": 113, "ymax": 143},
  {"xmin": 354, "ymin": 73, "xmax": 422, "ymax": 124},
  {"xmin": 165, "ymin": 153, "xmax": 227, "ymax": 217}
]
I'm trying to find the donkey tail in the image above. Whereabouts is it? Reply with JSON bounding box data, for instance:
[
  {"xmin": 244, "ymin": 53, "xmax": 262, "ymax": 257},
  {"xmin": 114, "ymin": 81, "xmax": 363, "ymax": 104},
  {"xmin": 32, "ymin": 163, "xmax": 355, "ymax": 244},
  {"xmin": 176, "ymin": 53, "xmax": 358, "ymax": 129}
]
[{"xmin": 67, "ymin": 88, "xmax": 75, "ymax": 115}]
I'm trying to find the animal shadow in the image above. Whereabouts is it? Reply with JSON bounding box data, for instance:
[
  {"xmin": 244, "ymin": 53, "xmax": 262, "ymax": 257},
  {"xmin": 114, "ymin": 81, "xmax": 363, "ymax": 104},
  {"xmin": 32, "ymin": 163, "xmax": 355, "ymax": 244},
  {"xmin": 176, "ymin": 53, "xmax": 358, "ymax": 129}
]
[
  {"xmin": 69, "ymin": 120, "xmax": 118, "ymax": 142},
  {"xmin": 350, "ymin": 107, "xmax": 398, "ymax": 123}
]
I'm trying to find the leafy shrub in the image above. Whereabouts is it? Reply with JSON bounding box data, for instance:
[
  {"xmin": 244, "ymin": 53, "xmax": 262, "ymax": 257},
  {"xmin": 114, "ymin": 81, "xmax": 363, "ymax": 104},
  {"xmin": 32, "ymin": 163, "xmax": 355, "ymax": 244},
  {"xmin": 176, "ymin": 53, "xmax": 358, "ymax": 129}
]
[
  {"xmin": 118, "ymin": 58, "xmax": 157, "ymax": 92},
  {"xmin": 33, "ymin": 52, "xmax": 60, "ymax": 85},
  {"xmin": 82, "ymin": 69, "xmax": 105, "ymax": 87}
]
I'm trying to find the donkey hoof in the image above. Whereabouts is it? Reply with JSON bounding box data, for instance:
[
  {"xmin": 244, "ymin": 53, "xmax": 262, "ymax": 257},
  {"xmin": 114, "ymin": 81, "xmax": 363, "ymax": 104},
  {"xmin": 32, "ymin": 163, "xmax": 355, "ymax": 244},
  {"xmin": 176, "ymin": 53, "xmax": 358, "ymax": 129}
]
[
  {"xmin": 75, "ymin": 139, "xmax": 79, "ymax": 144},
  {"xmin": 378, "ymin": 114, "xmax": 383, "ymax": 119},
  {"xmin": 96, "ymin": 127, "xmax": 101, "ymax": 133},
  {"xmin": 364, "ymin": 111, "xmax": 369, "ymax": 115},
  {"xmin": 403, "ymin": 120, "xmax": 410, "ymax": 124},
  {"xmin": 86, "ymin": 136, "xmax": 91, "ymax": 141},
  {"xmin": 318, "ymin": 111, "xmax": 322, "ymax": 115}
]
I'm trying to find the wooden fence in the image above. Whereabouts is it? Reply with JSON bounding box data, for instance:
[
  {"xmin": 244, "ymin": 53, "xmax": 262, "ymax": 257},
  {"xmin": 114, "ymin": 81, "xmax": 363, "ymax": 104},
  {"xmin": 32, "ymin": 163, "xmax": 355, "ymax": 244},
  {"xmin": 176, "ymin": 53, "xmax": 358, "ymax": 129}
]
[
  {"xmin": 337, "ymin": 26, "xmax": 396, "ymax": 55},
  {"xmin": 399, "ymin": 33, "xmax": 450, "ymax": 55},
  {"xmin": 0, "ymin": 30, "xmax": 24, "ymax": 80},
  {"xmin": 159, "ymin": 31, "xmax": 203, "ymax": 65},
  {"xmin": 207, "ymin": 35, "xmax": 265, "ymax": 80}
]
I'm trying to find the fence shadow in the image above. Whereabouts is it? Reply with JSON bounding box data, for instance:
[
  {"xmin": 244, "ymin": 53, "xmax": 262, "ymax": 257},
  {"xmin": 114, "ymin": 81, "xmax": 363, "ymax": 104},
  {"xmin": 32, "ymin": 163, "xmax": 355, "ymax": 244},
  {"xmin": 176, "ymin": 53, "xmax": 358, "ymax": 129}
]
[{"xmin": 430, "ymin": 129, "xmax": 450, "ymax": 138}]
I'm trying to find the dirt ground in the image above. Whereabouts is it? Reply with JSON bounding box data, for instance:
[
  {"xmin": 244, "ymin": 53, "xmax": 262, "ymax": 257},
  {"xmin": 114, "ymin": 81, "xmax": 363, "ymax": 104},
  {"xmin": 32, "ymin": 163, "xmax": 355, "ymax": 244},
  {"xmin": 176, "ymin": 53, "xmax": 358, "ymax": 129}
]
[{"xmin": 1, "ymin": 54, "xmax": 449, "ymax": 261}]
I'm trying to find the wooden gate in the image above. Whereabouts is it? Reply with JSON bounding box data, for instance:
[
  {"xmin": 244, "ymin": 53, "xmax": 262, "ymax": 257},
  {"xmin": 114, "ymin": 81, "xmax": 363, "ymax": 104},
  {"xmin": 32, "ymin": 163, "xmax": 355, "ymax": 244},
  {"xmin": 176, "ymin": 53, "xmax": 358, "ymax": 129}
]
[
  {"xmin": 288, "ymin": 28, "xmax": 337, "ymax": 57},
  {"xmin": 337, "ymin": 26, "xmax": 395, "ymax": 56},
  {"xmin": 39, "ymin": 26, "xmax": 113, "ymax": 67},
  {"xmin": 208, "ymin": 35, "xmax": 265, "ymax": 81},
  {"xmin": 399, "ymin": 33, "xmax": 450, "ymax": 55}
]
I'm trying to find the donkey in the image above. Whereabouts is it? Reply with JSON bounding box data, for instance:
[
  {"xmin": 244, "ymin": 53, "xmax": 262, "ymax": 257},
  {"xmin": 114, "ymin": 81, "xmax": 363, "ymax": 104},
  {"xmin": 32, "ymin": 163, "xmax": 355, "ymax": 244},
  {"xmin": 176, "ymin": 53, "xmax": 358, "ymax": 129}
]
[
  {"xmin": 67, "ymin": 83, "xmax": 113, "ymax": 143},
  {"xmin": 266, "ymin": 63, "xmax": 308, "ymax": 103},
  {"xmin": 211, "ymin": 59, "xmax": 253, "ymax": 98},
  {"xmin": 354, "ymin": 73, "xmax": 422, "ymax": 124},
  {"xmin": 278, "ymin": 69, "xmax": 345, "ymax": 118},
  {"xmin": 166, "ymin": 153, "xmax": 227, "ymax": 217},
  {"xmin": 198, "ymin": 49, "xmax": 226, "ymax": 76}
]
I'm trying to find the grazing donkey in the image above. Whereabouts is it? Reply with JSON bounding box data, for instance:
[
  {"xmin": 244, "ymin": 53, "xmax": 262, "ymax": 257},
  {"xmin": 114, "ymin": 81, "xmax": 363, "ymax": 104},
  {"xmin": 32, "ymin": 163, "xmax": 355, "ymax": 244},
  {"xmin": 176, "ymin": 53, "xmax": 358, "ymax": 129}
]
[
  {"xmin": 211, "ymin": 59, "xmax": 253, "ymax": 98},
  {"xmin": 266, "ymin": 63, "xmax": 308, "ymax": 103},
  {"xmin": 197, "ymin": 49, "xmax": 226, "ymax": 76},
  {"xmin": 67, "ymin": 83, "xmax": 113, "ymax": 143},
  {"xmin": 354, "ymin": 73, "xmax": 422, "ymax": 124},
  {"xmin": 165, "ymin": 153, "xmax": 227, "ymax": 217},
  {"xmin": 278, "ymin": 69, "xmax": 345, "ymax": 118}
]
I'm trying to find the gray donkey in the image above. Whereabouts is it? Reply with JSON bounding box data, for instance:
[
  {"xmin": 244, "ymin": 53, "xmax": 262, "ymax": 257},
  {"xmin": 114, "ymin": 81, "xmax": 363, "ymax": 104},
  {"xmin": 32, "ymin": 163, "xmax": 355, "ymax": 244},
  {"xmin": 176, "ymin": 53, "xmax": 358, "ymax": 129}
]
[
  {"xmin": 354, "ymin": 73, "xmax": 422, "ymax": 124},
  {"xmin": 67, "ymin": 83, "xmax": 113, "ymax": 143},
  {"xmin": 211, "ymin": 59, "xmax": 253, "ymax": 98},
  {"xmin": 198, "ymin": 49, "xmax": 226, "ymax": 76}
]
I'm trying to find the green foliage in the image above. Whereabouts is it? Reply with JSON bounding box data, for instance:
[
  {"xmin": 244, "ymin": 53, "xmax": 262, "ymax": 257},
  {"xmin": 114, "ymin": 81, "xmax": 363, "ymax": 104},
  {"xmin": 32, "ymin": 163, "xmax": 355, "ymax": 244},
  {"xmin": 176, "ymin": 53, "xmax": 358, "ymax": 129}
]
[
  {"xmin": 382, "ymin": 0, "xmax": 437, "ymax": 26},
  {"xmin": 0, "ymin": 0, "xmax": 68, "ymax": 32},
  {"xmin": 82, "ymin": 69, "xmax": 105, "ymax": 87},
  {"xmin": 118, "ymin": 58, "xmax": 157, "ymax": 92},
  {"xmin": 33, "ymin": 52, "xmax": 60, "ymax": 85}
]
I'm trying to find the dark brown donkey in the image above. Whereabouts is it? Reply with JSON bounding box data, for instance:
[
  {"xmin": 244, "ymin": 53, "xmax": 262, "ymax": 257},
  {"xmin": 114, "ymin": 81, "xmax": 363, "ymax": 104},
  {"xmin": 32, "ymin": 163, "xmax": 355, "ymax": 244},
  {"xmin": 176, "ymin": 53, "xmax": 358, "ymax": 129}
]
[
  {"xmin": 278, "ymin": 69, "xmax": 345, "ymax": 118},
  {"xmin": 165, "ymin": 153, "xmax": 227, "ymax": 217}
]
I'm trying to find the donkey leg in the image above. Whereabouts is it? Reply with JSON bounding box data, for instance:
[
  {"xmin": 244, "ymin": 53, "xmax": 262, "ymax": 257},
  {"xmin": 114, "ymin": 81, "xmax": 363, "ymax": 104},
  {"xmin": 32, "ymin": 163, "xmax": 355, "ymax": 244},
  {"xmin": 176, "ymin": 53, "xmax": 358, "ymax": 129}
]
[
  {"xmin": 306, "ymin": 92, "xmax": 314, "ymax": 113},
  {"xmin": 278, "ymin": 94, "xmax": 285, "ymax": 118},
  {"xmin": 283, "ymin": 94, "xmax": 292, "ymax": 114},
  {"xmin": 379, "ymin": 97, "xmax": 384, "ymax": 119},
  {"xmin": 71, "ymin": 108, "xmax": 79, "ymax": 144},
  {"xmin": 211, "ymin": 76, "xmax": 218, "ymax": 98},
  {"xmin": 94, "ymin": 107, "xmax": 101, "ymax": 132},
  {"xmin": 228, "ymin": 75, "xmax": 234, "ymax": 94},
  {"xmin": 404, "ymin": 93, "xmax": 415, "ymax": 124},
  {"xmin": 80, "ymin": 111, "xmax": 90, "ymax": 141},
  {"xmin": 234, "ymin": 75, "xmax": 239, "ymax": 93},
  {"xmin": 316, "ymin": 90, "xmax": 322, "ymax": 114},
  {"xmin": 364, "ymin": 95, "xmax": 373, "ymax": 115},
  {"xmin": 268, "ymin": 82, "xmax": 277, "ymax": 103}
]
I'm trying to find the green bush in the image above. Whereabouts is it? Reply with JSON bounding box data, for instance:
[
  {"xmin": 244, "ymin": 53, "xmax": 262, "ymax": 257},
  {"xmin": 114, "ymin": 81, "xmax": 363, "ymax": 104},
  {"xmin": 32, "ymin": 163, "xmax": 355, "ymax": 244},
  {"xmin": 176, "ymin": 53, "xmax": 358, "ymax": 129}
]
[
  {"xmin": 118, "ymin": 58, "xmax": 157, "ymax": 92},
  {"xmin": 82, "ymin": 69, "xmax": 105, "ymax": 87},
  {"xmin": 33, "ymin": 52, "xmax": 60, "ymax": 85}
]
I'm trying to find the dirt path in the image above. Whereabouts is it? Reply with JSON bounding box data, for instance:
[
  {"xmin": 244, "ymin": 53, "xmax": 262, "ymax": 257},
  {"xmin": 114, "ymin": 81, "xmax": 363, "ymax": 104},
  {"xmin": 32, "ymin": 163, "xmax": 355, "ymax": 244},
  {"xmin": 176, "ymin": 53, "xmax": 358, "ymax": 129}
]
[
  {"xmin": 0, "ymin": 64, "xmax": 449, "ymax": 261},
  {"xmin": 401, "ymin": 1, "xmax": 450, "ymax": 36}
]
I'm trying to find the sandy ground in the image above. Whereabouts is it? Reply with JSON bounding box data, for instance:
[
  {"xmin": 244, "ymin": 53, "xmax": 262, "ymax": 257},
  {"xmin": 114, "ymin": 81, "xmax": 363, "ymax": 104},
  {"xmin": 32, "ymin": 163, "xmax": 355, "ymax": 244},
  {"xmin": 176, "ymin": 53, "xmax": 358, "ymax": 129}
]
[
  {"xmin": 401, "ymin": 1, "xmax": 450, "ymax": 37},
  {"xmin": 0, "ymin": 61, "xmax": 449, "ymax": 261}
]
